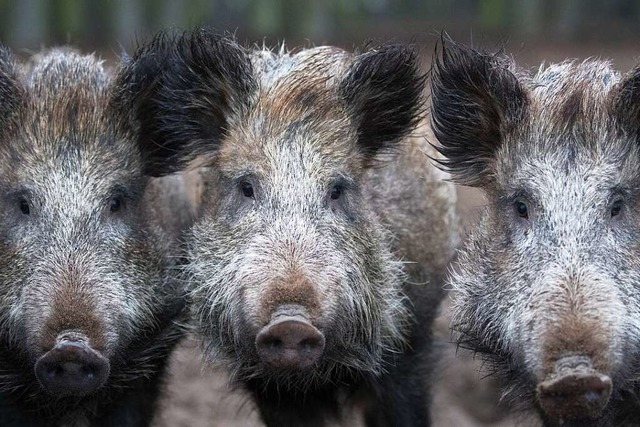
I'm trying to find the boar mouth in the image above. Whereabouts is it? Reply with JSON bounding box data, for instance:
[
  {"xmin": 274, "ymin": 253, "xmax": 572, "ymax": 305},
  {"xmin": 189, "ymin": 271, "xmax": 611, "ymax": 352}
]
[{"xmin": 536, "ymin": 355, "xmax": 612, "ymax": 421}]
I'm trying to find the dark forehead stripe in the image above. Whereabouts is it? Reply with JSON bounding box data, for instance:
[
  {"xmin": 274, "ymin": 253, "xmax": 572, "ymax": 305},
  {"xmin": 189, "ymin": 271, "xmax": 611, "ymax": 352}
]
[
  {"xmin": 526, "ymin": 60, "xmax": 623, "ymax": 149},
  {"xmin": 0, "ymin": 49, "xmax": 146, "ymax": 178},
  {"xmin": 23, "ymin": 49, "xmax": 111, "ymax": 139},
  {"xmin": 15, "ymin": 51, "xmax": 136, "ymax": 159},
  {"xmin": 252, "ymin": 48, "xmax": 348, "ymax": 125},
  {"xmin": 559, "ymin": 87, "xmax": 584, "ymax": 128}
]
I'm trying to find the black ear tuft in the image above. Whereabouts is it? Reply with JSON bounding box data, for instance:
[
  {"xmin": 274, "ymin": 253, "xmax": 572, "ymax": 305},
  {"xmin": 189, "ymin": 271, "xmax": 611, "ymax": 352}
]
[
  {"xmin": 612, "ymin": 65, "xmax": 640, "ymax": 140},
  {"xmin": 112, "ymin": 29, "xmax": 256, "ymax": 177},
  {"xmin": 0, "ymin": 45, "xmax": 23, "ymax": 133},
  {"xmin": 340, "ymin": 44, "xmax": 426, "ymax": 160},
  {"xmin": 431, "ymin": 37, "xmax": 528, "ymax": 187}
]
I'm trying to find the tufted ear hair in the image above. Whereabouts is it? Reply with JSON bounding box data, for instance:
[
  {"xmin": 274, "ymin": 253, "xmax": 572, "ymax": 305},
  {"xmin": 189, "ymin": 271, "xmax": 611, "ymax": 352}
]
[
  {"xmin": 0, "ymin": 45, "xmax": 23, "ymax": 136},
  {"xmin": 612, "ymin": 64, "xmax": 640, "ymax": 140},
  {"xmin": 111, "ymin": 29, "xmax": 257, "ymax": 177},
  {"xmin": 430, "ymin": 37, "xmax": 528, "ymax": 187},
  {"xmin": 339, "ymin": 44, "xmax": 426, "ymax": 161}
]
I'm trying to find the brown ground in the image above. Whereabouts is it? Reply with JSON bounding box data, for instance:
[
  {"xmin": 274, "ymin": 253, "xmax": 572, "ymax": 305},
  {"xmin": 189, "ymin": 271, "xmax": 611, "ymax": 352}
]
[{"xmin": 151, "ymin": 45, "xmax": 639, "ymax": 427}]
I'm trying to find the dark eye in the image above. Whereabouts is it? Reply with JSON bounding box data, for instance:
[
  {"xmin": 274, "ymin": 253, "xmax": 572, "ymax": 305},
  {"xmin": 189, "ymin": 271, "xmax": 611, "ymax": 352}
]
[
  {"xmin": 330, "ymin": 185, "xmax": 343, "ymax": 200},
  {"xmin": 19, "ymin": 199, "xmax": 30, "ymax": 215},
  {"xmin": 110, "ymin": 197, "xmax": 122, "ymax": 213},
  {"xmin": 241, "ymin": 181, "xmax": 254, "ymax": 198},
  {"xmin": 515, "ymin": 201, "xmax": 528, "ymax": 219},
  {"xmin": 611, "ymin": 200, "xmax": 623, "ymax": 218}
]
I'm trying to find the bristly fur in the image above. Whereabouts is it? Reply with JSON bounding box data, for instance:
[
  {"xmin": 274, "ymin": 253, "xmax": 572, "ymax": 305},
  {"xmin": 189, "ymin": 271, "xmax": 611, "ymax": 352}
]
[
  {"xmin": 340, "ymin": 44, "xmax": 427, "ymax": 161},
  {"xmin": 434, "ymin": 38, "xmax": 640, "ymax": 426},
  {"xmin": 133, "ymin": 29, "xmax": 458, "ymax": 427},
  {"xmin": 113, "ymin": 29, "xmax": 258, "ymax": 177},
  {"xmin": 0, "ymin": 46, "xmax": 22, "ymax": 134},
  {"xmin": 430, "ymin": 36, "xmax": 529, "ymax": 187},
  {"xmin": 611, "ymin": 63, "xmax": 640, "ymax": 140},
  {"xmin": 0, "ymin": 45, "xmax": 195, "ymax": 426}
]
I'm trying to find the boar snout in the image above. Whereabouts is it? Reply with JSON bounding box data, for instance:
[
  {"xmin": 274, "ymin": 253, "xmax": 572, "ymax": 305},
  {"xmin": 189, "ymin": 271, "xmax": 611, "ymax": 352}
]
[
  {"xmin": 536, "ymin": 355, "xmax": 612, "ymax": 420},
  {"xmin": 34, "ymin": 333, "xmax": 110, "ymax": 397},
  {"xmin": 255, "ymin": 305, "xmax": 325, "ymax": 370}
]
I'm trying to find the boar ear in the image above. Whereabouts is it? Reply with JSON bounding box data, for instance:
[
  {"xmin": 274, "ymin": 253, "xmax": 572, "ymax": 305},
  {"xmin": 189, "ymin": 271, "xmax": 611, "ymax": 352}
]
[
  {"xmin": 431, "ymin": 38, "xmax": 528, "ymax": 187},
  {"xmin": 112, "ymin": 30, "xmax": 256, "ymax": 177},
  {"xmin": 612, "ymin": 65, "xmax": 640, "ymax": 140},
  {"xmin": 340, "ymin": 44, "xmax": 426, "ymax": 160},
  {"xmin": 0, "ymin": 46, "xmax": 23, "ymax": 133}
]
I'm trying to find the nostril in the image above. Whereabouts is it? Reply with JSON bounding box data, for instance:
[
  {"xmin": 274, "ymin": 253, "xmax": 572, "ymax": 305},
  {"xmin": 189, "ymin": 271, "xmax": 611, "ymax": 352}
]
[
  {"xmin": 585, "ymin": 389, "xmax": 604, "ymax": 403},
  {"xmin": 265, "ymin": 337, "xmax": 283, "ymax": 350},
  {"xmin": 82, "ymin": 365, "xmax": 97, "ymax": 380},
  {"xmin": 299, "ymin": 337, "xmax": 320, "ymax": 352}
]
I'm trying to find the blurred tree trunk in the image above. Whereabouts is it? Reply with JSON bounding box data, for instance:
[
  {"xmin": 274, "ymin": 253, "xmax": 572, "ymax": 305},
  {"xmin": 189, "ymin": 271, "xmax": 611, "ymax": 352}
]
[
  {"xmin": 114, "ymin": 0, "xmax": 144, "ymax": 48},
  {"xmin": 85, "ymin": 0, "xmax": 112, "ymax": 49},
  {"xmin": 160, "ymin": 0, "xmax": 186, "ymax": 29},
  {"xmin": 10, "ymin": 0, "xmax": 49, "ymax": 48},
  {"xmin": 513, "ymin": 0, "xmax": 543, "ymax": 37}
]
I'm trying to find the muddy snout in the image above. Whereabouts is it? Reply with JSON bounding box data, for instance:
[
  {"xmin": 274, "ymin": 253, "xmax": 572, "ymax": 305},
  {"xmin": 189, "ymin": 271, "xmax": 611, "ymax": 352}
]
[
  {"xmin": 35, "ymin": 333, "xmax": 110, "ymax": 397},
  {"xmin": 256, "ymin": 305, "xmax": 325, "ymax": 370},
  {"xmin": 537, "ymin": 355, "xmax": 612, "ymax": 420}
]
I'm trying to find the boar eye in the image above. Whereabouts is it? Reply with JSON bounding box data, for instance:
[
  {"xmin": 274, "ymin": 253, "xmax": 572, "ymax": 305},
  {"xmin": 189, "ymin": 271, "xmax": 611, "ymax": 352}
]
[
  {"xmin": 611, "ymin": 200, "xmax": 623, "ymax": 217},
  {"xmin": 109, "ymin": 197, "xmax": 122, "ymax": 213},
  {"xmin": 19, "ymin": 198, "xmax": 30, "ymax": 215},
  {"xmin": 515, "ymin": 201, "xmax": 528, "ymax": 219},
  {"xmin": 330, "ymin": 184, "xmax": 344, "ymax": 200},
  {"xmin": 241, "ymin": 181, "xmax": 254, "ymax": 199}
]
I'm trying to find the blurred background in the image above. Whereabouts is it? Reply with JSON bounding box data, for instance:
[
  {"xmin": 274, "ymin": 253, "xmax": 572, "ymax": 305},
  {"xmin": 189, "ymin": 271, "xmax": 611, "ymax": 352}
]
[
  {"xmin": 0, "ymin": 1, "xmax": 636, "ymax": 426},
  {"xmin": 1, "ymin": 0, "xmax": 640, "ymax": 66}
]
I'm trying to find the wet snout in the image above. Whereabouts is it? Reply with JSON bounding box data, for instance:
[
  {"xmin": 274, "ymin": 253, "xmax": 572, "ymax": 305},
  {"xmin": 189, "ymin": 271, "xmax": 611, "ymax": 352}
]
[
  {"xmin": 35, "ymin": 332, "xmax": 110, "ymax": 397},
  {"xmin": 255, "ymin": 305, "xmax": 325, "ymax": 369},
  {"xmin": 537, "ymin": 355, "xmax": 612, "ymax": 420}
]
